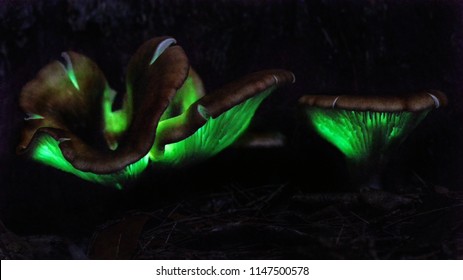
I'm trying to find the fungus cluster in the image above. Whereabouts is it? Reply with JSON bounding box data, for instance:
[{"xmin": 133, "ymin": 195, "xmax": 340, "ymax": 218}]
[
  {"xmin": 17, "ymin": 36, "xmax": 295, "ymax": 189},
  {"xmin": 299, "ymin": 91, "xmax": 447, "ymax": 189},
  {"xmin": 17, "ymin": 36, "xmax": 447, "ymax": 191}
]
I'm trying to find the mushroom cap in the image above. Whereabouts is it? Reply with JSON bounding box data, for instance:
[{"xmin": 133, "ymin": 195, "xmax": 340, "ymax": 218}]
[
  {"xmin": 299, "ymin": 90, "xmax": 447, "ymax": 112},
  {"xmin": 17, "ymin": 36, "xmax": 189, "ymax": 174},
  {"xmin": 17, "ymin": 35, "xmax": 296, "ymax": 180},
  {"xmin": 152, "ymin": 69, "xmax": 295, "ymax": 165},
  {"xmin": 154, "ymin": 69, "xmax": 295, "ymax": 149}
]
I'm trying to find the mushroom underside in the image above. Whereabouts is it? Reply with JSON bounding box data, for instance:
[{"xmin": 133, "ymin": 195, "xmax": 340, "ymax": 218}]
[{"xmin": 306, "ymin": 107, "xmax": 429, "ymax": 161}]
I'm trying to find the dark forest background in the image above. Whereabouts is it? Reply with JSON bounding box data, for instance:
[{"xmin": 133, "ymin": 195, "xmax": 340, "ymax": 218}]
[{"xmin": 0, "ymin": 0, "xmax": 462, "ymax": 259}]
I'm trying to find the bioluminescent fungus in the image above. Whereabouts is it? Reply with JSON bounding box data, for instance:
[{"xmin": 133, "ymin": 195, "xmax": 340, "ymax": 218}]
[
  {"xmin": 151, "ymin": 70, "xmax": 295, "ymax": 165},
  {"xmin": 32, "ymin": 132, "xmax": 149, "ymax": 190},
  {"xmin": 17, "ymin": 36, "xmax": 295, "ymax": 188},
  {"xmin": 299, "ymin": 91, "xmax": 447, "ymax": 190}
]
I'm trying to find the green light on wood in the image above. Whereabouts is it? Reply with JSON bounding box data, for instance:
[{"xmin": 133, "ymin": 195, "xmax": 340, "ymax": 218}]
[
  {"xmin": 152, "ymin": 89, "xmax": 272, "ymax": 165},
  {"xmin": 32, "ymin": 134, "xmax": 149, "ymax": 188},
  {"xmin": 306, "ymin": 108, "xmax": 428, "ymax": 161}
]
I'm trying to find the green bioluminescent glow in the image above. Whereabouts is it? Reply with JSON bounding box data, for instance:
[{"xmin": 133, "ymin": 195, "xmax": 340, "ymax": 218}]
[
  {"xmin": 66, "ymin": 67, "xmax": 80, "ymax": 90},
  {"xmin": 175, "ymin": 76, "xmax": 203, "ymax": 114},
  {"xmin": 152, "ymin": 89, "xmax": 272, "ymax": 165},
  {"xmin": 161, "ymin": 74, "xmax": 203, "ymax": 121},
  {"xmin": 306, "ymin": 108, "xmax": 428, "ymax": 161},
  {"xmin": 103, "ymin": 86, "xmax": 131, "ymax": 149},
  {"xmin": 32, "ymin": 134, "xmax": 149, "ymax": 189},
  {"xmin": 61, "ymin": 53, "xmax": 80, "ymax": 90}
]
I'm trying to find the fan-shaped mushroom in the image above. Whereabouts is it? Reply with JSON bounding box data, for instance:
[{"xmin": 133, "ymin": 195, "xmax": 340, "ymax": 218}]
[
  {"xmin": 151, "ymin": 69, "xmax": 295, "ymax": 165},
  {"xmin": 17, "ymin": 36, "xmax": 295, "ymax": 188},
  {"xmin": 299, "ymin": 91, "xmax": 447, "ymax": 190}
]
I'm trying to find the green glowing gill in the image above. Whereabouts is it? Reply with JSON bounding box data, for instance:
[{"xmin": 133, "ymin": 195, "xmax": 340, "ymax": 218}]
[
  {"xmin": 32, "ymin": 134, "xmax": 149, "ymax": 189},
  {"xmin": 152, "ymin": 89, "xmax": 272, "ymax": 165},
  {"xmin": 103, "ymin": 86, "xmax": 132, "ymax": 150},
  {"xmin": 306, "ymin": 108, "xmax": 428, "ymax": 161},
  {"xmin": 160, "ymin": 75, "xmax": 203, "ymax": 121}
]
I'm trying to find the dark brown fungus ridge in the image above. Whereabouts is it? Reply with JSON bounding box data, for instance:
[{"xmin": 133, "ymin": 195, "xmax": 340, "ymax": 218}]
[{"xmin": 299, "ymin": 90, "xmax": 447, "ymax": 112}]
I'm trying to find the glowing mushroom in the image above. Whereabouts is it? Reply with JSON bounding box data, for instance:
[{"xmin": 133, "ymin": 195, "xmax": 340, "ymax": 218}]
[
  {"xmin": 151, "ymin": 69, "xmax": 295, "ymax": 165},
  {"xmin": 299, "ymin": 91, "xmax": 447, "ymax": 190},
  {"xmin": 17, "ymin": 36, "xmax": 295, "ymax": 188}
]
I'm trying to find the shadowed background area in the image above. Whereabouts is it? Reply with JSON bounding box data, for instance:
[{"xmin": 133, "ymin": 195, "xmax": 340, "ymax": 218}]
[{"xmin": 0, "ymin": 0, "xmax": 462, "ymax": 259}]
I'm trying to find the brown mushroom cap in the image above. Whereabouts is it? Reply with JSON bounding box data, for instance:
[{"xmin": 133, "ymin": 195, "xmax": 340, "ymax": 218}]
[
  {"xmin": 154, "ymin": 69, "xmax": 296, "ymax": 149},
  {"xmin": 18, "ymin": 36, "xmax": 296, "ymax": 176},
  {"xmin": 299, "ymin": 90, "xmax": 447, "ymax": 112},
  {"xmin": 17, "ymin": 36, "xmax": 189, "ymax": 174}
]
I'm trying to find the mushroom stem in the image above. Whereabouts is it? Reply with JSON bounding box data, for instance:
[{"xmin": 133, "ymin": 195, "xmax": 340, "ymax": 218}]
[{"xmin": 346, "ymin": 154, "xmax": 387, "ymax": 190}]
